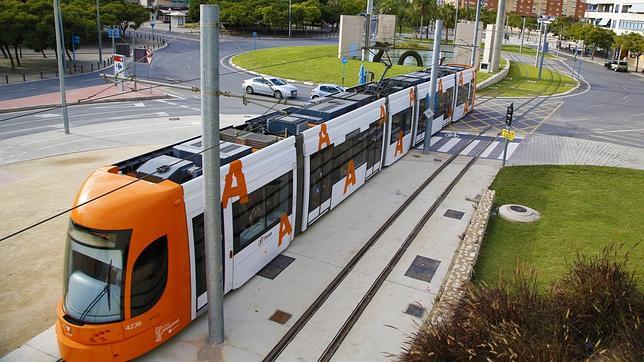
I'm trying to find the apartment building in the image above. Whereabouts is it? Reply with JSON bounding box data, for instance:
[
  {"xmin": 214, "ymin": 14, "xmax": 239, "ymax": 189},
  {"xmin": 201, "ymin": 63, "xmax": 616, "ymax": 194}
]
[
  {"xmin": 585, "ymin": 0, "xmax": 644, "ymax": 34},
  {"xmin": 461, "ymin": 0, "xmax": 586, "ymax": 18}
]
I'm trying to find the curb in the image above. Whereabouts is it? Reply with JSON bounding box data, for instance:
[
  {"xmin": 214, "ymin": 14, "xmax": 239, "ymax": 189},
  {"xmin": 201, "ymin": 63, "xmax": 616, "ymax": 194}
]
[
  {"xmin": 0, "ymin": 93, "xmax": 171, "ymax": 114},
  {"xmin": 229, "ymin": 52, "xmax": 317, "ymax": 87},
  {"xmin": 476, "ymin": 56, "xmax": 511, "ymax": 90}
]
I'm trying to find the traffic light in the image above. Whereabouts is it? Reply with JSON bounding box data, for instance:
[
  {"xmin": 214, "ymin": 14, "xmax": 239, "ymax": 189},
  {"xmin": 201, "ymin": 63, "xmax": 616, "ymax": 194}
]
[{"xmin": 505, "ymin": 102, "xmax": 514, "ymax": 127}]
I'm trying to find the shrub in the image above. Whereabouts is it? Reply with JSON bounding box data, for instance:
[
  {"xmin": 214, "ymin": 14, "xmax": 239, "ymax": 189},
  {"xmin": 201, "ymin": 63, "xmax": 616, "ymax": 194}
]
[{"xmin": 400, "ymin": 247, "xmax": 643, "ymax": 361}]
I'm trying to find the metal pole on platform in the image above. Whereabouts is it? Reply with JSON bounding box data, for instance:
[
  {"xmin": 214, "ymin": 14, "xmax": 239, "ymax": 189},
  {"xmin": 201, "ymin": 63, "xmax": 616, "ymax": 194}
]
[
  {"xmin": 200, "ymin": 4, "xmax": 224, "ymax": 346},
  {"xmin": 288, "ymin": 0, "xmax": 292, "ymax": 38},
  {"xmin": 423, "ymin": 19, "xmax": 443, "ymax": 154},
  {"xmin": 519, "ymin": 17, "xmax": 525, "ymax": 54},
  {"xmin": 535, "ymin": 22, "xmax": 542, "ymax": 67},
  {"xmin": 490, "ymin": 0, "xmax": 506, "ymax": 72},
  {"xmin": 470, "ymin": 0, "xmax": 482, "ymax": 67},
  {"xmin": 96, "ymin": 0, "xmax": 103, "ymax": 64},
  {"xmin": 538, "ymin": 22, "xmax": 548, "ymax": 79},
  {"xmin": 53, "ymin": 0, "xmax": 70, "ymax": 134},
  {"xmin": 362, "ymin": 0, "xmax": 373, "ymax": 61}
]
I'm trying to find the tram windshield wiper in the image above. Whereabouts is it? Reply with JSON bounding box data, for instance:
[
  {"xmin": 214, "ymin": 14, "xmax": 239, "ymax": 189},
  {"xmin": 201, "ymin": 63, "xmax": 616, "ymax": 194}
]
[{"xmin": 77, "ymin": 259, "xmax": 113, "ymax": 324}]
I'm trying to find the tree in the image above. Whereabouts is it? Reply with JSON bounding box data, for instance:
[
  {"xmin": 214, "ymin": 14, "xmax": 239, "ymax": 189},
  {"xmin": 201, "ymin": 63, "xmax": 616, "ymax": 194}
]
[
  {"xmin": 438, "ymin": 3, "xmax": 455, "ymax": 42},
  {"xmin": 584, "ymin": 26, "xmax": 615, "ymax": 59},
  {"xmin": 378, "ymin": 0, "xmax": 413, "ymax": 35},
  {"xmin": 617, "ymin": 32, "xmax": 644, "ymax": 71},
  {"xmin": 549, "ymin": 15, "xmax": 575, "ymax": 37},
  {"xmin": 101, "ymin": 1, "xmax": 149, "ymax": 38},
  {"xmin": 412, "ymin": 0, "xmax": 434, "ymax": 39}
]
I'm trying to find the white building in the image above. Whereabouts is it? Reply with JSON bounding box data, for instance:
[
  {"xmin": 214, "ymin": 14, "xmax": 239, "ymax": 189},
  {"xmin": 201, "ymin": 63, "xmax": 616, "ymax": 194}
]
[{"xmin": 585, "ymin": 1, "xmax": 644, "ymax": 35}]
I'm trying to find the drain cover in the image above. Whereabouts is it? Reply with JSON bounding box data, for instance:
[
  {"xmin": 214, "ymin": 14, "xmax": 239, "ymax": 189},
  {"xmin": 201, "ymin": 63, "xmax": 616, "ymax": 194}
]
[
  {"xmin": 444, "ymin": 209, "xmax": 465, "ymax": 220},
  {"xmin": 405, "ymin": 256, "xmax": 441, "ymax": 283},
  {"xmin": 257, "ymin": 254, "xmax": 295, "ymax": 280},
  {"xmin": 269, "ymin": 310, "xmax": 292, "ymax": 324},
  {"xmin": 404, "ymin": 304, "xmax": 426, "ymax": 318},
  {"xmin": 499, "ymin": 204, "xmax": 541, "ymax": 223}
]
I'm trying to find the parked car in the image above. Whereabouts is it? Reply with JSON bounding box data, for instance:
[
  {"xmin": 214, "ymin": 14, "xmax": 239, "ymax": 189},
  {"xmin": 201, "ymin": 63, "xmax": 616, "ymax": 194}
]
[
  {"xmin": 242, "ymin": 77, "xmax": 298, "ymax": 99},
  {"xmin": 610, "ymin": 61, "xmax": 628, "ymax": 72},
  {"xmin": 604, "ymin": 60, "xmax": 617, "ymax": 69},
  {"xmin": 310, "ymin": 84, "xmax": 345, "ymax": 99}
]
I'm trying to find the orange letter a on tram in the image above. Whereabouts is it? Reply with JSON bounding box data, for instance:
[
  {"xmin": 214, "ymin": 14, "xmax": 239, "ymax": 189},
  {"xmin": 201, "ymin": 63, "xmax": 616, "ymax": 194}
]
[
  {"xmin": 278, "ymin": 214, "xmax": 292, "ymax": 247},
  {"xmin": 318, "ymin": 123, "xmax": 331, "ymax": 151},
  {"xmin": 343, "ymin": 159, "xmax": 356, "ymax": 194},
  {"xmin": 394, "ymin": 131, "xmax": 404, "ymax": 156},
  {"xmin": 221, "ymin": 160, "xmax": 249, "ymax": 208}
]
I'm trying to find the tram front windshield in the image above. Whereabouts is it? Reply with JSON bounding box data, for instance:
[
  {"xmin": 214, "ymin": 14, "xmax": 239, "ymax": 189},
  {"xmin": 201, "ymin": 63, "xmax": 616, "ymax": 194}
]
[{"xmin": 63, "ymin": 222, "xmax": 130, "ymax": 324}]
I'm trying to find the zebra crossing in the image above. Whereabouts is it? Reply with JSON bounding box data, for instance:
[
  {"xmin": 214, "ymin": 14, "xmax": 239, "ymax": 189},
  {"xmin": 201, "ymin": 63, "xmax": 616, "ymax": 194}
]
[{"xmin": 426, "ymin": 132, "xmax": 523, "ymax": 160}]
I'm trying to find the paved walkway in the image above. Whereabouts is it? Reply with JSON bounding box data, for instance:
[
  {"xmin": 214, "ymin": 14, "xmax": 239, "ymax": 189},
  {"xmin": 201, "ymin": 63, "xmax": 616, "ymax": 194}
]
[
  {"xmin": 0, "ymin": 82, "xmax": 167, "ymax": 113},
  {"xmin": 508, "ymin": 133, "xmax": 644, "ymax": 170}
]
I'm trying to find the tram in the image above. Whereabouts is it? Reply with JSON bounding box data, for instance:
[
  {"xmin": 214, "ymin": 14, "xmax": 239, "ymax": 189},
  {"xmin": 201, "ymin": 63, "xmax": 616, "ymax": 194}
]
[{"xmin": 56, "ymin": 64, "xmax": 476, "ymax": 361}]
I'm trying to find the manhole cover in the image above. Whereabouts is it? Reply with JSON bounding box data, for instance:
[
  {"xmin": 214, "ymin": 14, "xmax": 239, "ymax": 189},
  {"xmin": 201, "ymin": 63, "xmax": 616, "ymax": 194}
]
[
  {"xmin": 404, "ymin": 304, "xmax": 426, "ymax": 318},
  {"xmin": 510, "ymin": 205, "xmax": 527, "ymax": 213},
  {"xmin": 269, "ymin": 310, "xmax": 292, "ymax": 324},
  {"xmin": 444, "ymin": 209, "xmax": 465, "ymax": 220},
  {"xmin": 405, "ymin": 255, "xmax": 441, "ymax": 283}
]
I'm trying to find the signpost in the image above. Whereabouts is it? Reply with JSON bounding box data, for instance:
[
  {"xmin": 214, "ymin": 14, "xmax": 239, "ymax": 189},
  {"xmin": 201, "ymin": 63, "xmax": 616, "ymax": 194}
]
[
  {"xmin": 341, "ymin": 56, "xmax": 347, "ymax": 85},
  {"xmin": 252, "ymin": 31, "xmax": 257, "ymax": 51},
  {"xmin": 536, "ymin": 16, "xmax": 554, "ymax": 80},
  {"xmin": 502, "ymin": 102, "xmax": 514, "ymax": 167},
  {"xmin": 71, "ymin": 34, "xmax": 80, "ymax": 62},
  {"xmin": 113, "ymin": 54, "xmax": 125, "ymax": 90}
]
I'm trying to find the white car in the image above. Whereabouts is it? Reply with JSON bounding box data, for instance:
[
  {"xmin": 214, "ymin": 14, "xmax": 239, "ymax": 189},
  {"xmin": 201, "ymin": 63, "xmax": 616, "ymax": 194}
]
[
  {"xmin": 242, "ymin": 77, "xmax": 298, "ymax": 99},
  {"xmin": 310, "ymin": 84, "xmax": 345, "ymax": 99}
]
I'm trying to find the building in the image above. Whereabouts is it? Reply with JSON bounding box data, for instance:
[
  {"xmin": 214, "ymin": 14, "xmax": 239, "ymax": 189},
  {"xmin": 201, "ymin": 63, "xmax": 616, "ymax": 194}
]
[
  {"xmin": 460, "ymin": 0, "xmax": 586, "ymax": 18},
  {"xmin": 585, "ymin": 1, "xmax": 644, "ymax": 35}
]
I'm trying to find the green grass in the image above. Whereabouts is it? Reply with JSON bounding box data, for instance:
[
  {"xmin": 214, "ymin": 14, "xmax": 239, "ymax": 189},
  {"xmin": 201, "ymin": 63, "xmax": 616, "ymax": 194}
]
[
  {"xmin": 474, "ymin": 165, "xmax": 644, "ymax": 290},
  {"xmin": 479, "ymin": 61, "xmax": 577, "ymax": 97},
  {"xmin": 475, "ymin": 58, "xmax": 507, "ymax": 83},
  {"xmin": 502, "ymin": 44, "xmax": 556, "ymax": 58},
  {"xmin": 394, "ymin": 38, "xmax": 453, "ymax": 49},
  {"xmin": 233, "ymin": 45, "xmax": 423, "ymax": 87}
]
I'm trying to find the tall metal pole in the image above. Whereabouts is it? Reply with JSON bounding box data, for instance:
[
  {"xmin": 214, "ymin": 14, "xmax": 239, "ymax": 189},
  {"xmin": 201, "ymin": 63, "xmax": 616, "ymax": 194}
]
[
  {"xmin": 96, "ymin": 0, "xmax": 103, "ymax": 64},
  {"xmin": 535, "ymin": 21, "xmax": 542, "ymax": 67},
  {"xmin": 362, "ymin": 0, "xmax": 373, "ymax": 61},
  {"xmin": 453, "ymin": 0, "xmax": 459, "ymax": 45},
  {"xmin": 200, "ymin": 4, "xmax": 224, "ymax": 346},
  {"xmin": 519, "ymin": 17, "xmax": 525, "ymax": 54},
  {"xmin": 490, "ymin": 0, "xmax": 506, "ymax": 72},
  {"xmin": 423, "ymin": 19, "xmax": 443, "ymax": 154},
  {"xmin": 470, "ymin": 0, "xmax": 482, "ymax": 67},
  {"xmin": 53, "ymin": 0, "xmax": 70, "ymax": 134},
  {"xmin": 538, "ymin": 22, "xmax": 548, "ymax": 80},
  {"xmin": 288, "ymin": 0, "xmax": 292, "ymax": 38}
]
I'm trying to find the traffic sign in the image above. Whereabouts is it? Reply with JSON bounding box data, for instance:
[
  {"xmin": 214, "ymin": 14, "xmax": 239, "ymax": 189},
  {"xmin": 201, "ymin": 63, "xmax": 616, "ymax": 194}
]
[
  {"xmin": 501, "ymin": 129, "xmax": 516, "ymax": 141},
  {"xmin": 113, "ymin": 54, "xmax": 125, "ymax": 75},
  {"xmin": 252, "ymin": 31, "xmax": 257, "ymax": 37},
  {"xmin": 73, "ymin": 35, "xmax": 80, "ymax": 45},
  {"xmin": 150, "ymin": 22, "xmax": 156, "ymax": 29},
  {"xmin": 341, "ymin": 56, "xmax": 347, "ymax": 64},
  {"xmin": 145, "ymin": 48, "xmax": 153, "ymax": 64}
]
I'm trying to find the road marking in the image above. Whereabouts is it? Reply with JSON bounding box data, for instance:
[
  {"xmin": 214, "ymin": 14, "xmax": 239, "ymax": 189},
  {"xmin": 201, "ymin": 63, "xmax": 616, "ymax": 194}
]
[
  {"xmin": 190, "ymin": 108, "xmax": 200, "ymax": 111},
  {"xmin": 600, "ymin": 127, "xmax": 644, "ymax": 133},
  {"xmin": 33, "ymin": 114, "xmax": 59, "ymax": 118},
  {"xmin": 134, "ymin": 102, "xmax": 145, "ymax": 107},
  {"xmin": 497, "ymin": 142, "xmax": 520, "ymax": 160},
  {"xmin": 156, "ymin": 99, "xmax": 169, "ymax": 103},
  {"xmin": 480, "ymin": 141, "xmax": 499, "ymax": 158},
  {"xmin": 438, "ymin": 138, "xmax": 460, "ymax": 152},
  {"xmin": 179, "ymin": 105, "xmax": 190, "ymax": 108},
  {"xmin": 459, "ymin": 140, "xmax": 480, "ymax": 155}
]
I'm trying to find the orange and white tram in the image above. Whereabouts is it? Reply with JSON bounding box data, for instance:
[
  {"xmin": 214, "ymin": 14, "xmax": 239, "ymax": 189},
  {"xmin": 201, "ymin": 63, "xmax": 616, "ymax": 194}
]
[{"xmin": 56, "ymin": 65, "xmax": 476, "ymax": 361}]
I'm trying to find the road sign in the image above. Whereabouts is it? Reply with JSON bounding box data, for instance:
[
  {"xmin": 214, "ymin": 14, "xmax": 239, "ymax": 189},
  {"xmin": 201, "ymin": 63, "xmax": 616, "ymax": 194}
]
[
  {"xmin": 341, "ymin": 56, "xmax": 347, "ymax": 64},
  {"xmin": 501, "ymin": 129, "xmax": 516, "ymax": 141},
  {"xmin": 252, "ymin": 31, "xmax": 257, "ymax": 37},
  {"xmin": 505, "ymin": 102, "xmax": 514, "ymax": 126},
  {"xmin": 145, "ymin": 48, "xmax": 153, "ymax": 64},
  {"xmin": 113, "ymin": 54, "xmax": 125, "ymax": 75},
  {"xmin": 423, "ymin": 107, "xmax": 434, "ymax": 120},
  {"xmin": 150, "ymin": 22, "xmax": 156, "ymax": 29},
  {"xmin": 107, "ymin": 28, "xmax": 121, "ymax": 39},
  {"xmin": 73, "ymin": 35, "xmax": 80, "ymax": 45}
]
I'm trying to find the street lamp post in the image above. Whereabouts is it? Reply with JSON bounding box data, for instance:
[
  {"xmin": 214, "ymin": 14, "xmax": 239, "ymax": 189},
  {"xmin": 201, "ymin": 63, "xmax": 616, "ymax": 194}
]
[
  {"xmin": 96, "ymin": 0, "xmax": 103, "ymax": 64},
  {"xmin": 288, "ymin": 0, "xmax": 292, "ymax": 38}
]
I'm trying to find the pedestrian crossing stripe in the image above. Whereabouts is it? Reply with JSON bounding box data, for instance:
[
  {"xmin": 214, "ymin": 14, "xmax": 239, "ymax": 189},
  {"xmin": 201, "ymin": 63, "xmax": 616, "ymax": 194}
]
[{"xmin": 425, "ymin": 132, "xmax": 523, "ymax": 160}]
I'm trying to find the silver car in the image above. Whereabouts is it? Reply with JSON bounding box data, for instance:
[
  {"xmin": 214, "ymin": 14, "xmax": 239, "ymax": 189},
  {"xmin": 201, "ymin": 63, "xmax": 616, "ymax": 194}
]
[
  {"xmin": 242, "ymin": 77, "xmax": 298, "ymax": 99},
  {"xmin": 310, "ymin": 84, "xmax": 345, "ymax": 99}
]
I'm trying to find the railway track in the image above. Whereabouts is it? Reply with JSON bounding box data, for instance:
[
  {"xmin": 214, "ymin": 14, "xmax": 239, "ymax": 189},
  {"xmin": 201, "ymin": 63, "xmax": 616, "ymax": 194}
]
[{"xmin": 263, "ymin": 63, "xmax": 567, "ymax": 361}]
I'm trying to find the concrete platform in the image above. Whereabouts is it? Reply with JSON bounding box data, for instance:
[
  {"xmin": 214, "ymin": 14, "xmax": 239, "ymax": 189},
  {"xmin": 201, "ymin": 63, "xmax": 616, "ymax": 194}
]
[{"xmin": 2, "ymin": 150, "xmax": 501, "ymax": 361}]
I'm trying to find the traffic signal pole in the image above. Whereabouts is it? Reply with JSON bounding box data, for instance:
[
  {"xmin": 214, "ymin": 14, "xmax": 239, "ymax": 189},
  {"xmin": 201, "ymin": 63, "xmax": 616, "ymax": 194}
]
[
  {"xmin": 423, "ymin": 19, "xmax": 443, "ymax": 154},
  {"xmin": 53, "ymin": 0, "xmax": 70, "ymax": 134}
]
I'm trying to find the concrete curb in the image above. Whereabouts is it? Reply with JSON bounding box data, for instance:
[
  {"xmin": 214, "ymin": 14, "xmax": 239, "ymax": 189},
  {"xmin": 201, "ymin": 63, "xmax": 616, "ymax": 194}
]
[
  {"xmin": 0, "ymin": 93, "xmax": 171, "ymax": 114},
  {"xmin": 229, "ymin": 52, "xmax": 318, "ymax": 87},
  {"xmin": 476, "ymin": 56, "xmax": 511, "ymax": 90}
]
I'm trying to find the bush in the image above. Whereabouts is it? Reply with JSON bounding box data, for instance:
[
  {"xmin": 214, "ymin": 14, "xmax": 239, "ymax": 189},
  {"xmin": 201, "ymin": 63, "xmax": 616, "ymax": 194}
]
[{"xmin": 400, "ymin": 247, "xmax": 643, "ymax": 361}]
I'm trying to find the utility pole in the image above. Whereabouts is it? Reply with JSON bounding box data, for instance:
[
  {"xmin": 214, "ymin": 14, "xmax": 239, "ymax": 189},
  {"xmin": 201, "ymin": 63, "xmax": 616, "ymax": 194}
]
[
  {"xmin": 535, "ymin": 21, "xmax": 542, "ymax": 67},
  {"xmin": 453, "ymin": 0, "xmax": 459, "ymax": 45},
  {"xmin": 423, "ymin": 19, "xmax": 443, "ymax": 154},
  {"xmin": 288, "ymin": 0, "xmax": 292, "ymax": 38},
  {"xmin": 362, "ymin": 0, "xmax": 373, "ymax": 61},
  {"xmin": 490, "ymin": 0, "xmax": 506, "ymax": 72},
  {"xmin": 537, "ymin": 21, "xmax": 548, "ymax": 79},
  {"xmin": 53, "ymin": 0, "xmax": 70, "ymax": 134},
  {"xmin": 200, "ymin": 4, "xmax": 224, "ymax": 347},
  {"xmin": 470, "ymin": 0, "xmax": 482, "ymax": 67},
  {"xmin": 96, "ymin": 0, "xmax": 103, "ymax": 65},
  {"xmin": 519, "ymin": 17, "xmax": 525, "ymax": 54}
]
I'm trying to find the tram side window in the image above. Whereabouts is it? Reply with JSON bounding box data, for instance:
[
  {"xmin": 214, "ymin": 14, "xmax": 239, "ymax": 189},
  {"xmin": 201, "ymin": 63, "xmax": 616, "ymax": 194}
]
[
  {"xmin": 332, "ymin": 133, "xmax": 354, "ymax": 184},
  {"xmin": 233, "ymin": 172, "xmax": 293, "ymax": 254},
  {"xmin": 366, "ymin": 121, "xmax": 383, "ymax": 169},
  {"xmin": 390, "ymin": 108, "xmax": 412, "ymax": 145},
  {"xmin": 457, "ymin": 84, "xmax": 468, "ymax": 106},
  {"xmin": 309, "ymin": 145, "xmax": 334, "ymax": 212},
  {"xmin": 131, "ymin": 236, "xmax": 168, "ymax": 317},
  {"xmin": 439, "ymin": 88, "xmax": 454, "ymax": 117}
]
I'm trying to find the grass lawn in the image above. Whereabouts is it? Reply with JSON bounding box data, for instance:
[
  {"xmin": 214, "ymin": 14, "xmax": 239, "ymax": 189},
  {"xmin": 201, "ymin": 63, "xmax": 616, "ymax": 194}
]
[
  {"xmin": 502, "ymin": 44, "xmax": 556, "ymax": 58},
  {"xmin": 233, "ymin": 45, "xmax": 423, "ymax": 87},
  {"xmin": 479, "ymin": 60, "xmax": 577, "ymax": 97},
  {"xmin": 474, "ymin": 165, "xmax": 644, "ymax": 290}
]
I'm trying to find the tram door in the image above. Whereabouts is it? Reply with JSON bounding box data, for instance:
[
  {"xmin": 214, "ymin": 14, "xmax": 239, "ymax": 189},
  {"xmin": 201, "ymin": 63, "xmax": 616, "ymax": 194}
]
[{"xmin": 308, "ymin": 145, "xmax": 334, "ymax": 222}]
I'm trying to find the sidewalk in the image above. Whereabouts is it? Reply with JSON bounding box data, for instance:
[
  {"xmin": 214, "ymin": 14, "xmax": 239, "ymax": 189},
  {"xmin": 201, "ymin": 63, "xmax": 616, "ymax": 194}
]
[{"xmin": 0, "ymin": 82, "xmax": 168, "ymax": 113}]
